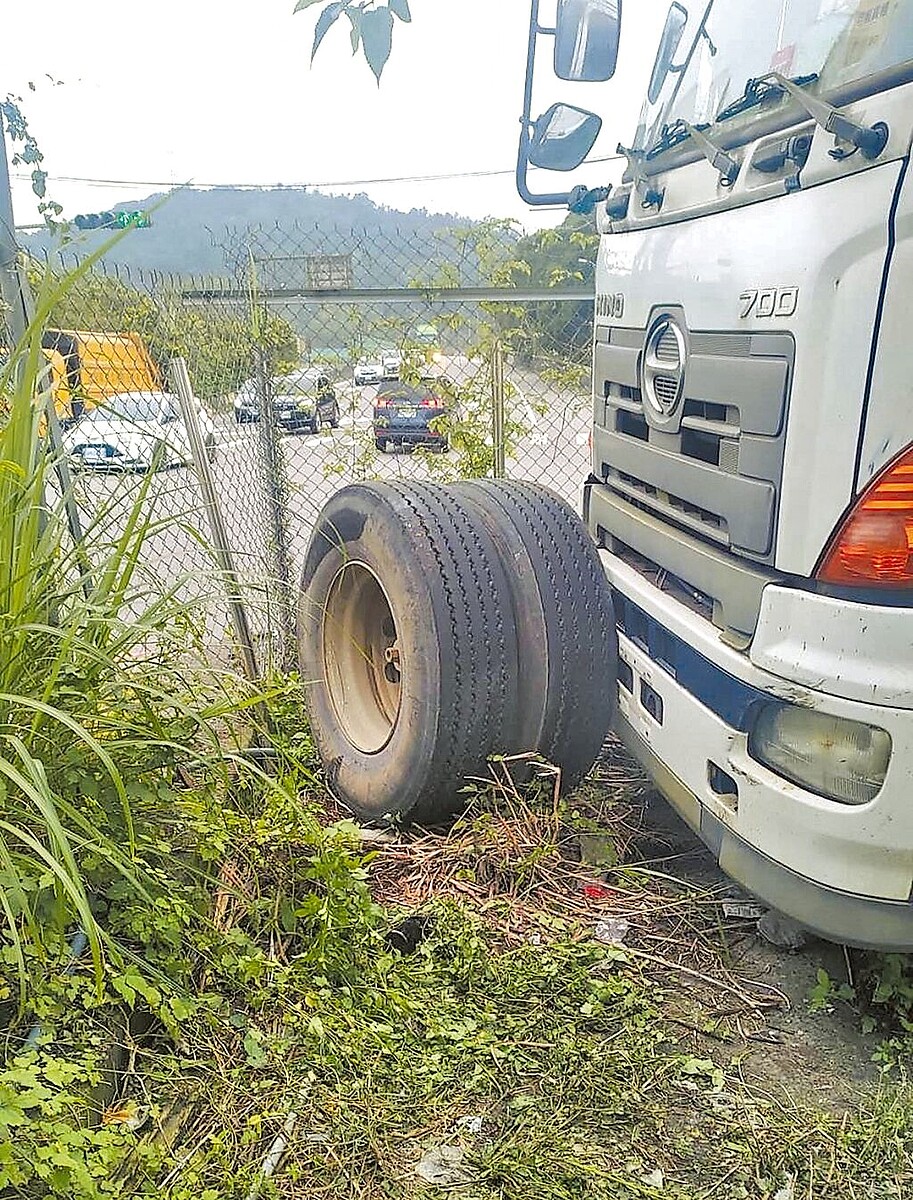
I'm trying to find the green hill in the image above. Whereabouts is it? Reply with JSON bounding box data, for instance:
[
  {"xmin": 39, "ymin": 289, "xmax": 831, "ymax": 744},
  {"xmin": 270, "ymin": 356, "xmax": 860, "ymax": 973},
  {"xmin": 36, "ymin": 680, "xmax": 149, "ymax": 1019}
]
[{"xmin": 21, "ymin": 187, "xmax": 499, "ymax": 288}]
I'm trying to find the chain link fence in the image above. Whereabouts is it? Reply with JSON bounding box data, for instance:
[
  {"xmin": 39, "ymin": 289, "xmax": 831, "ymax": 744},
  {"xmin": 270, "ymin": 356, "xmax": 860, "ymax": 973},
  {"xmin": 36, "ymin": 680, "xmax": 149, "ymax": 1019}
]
[{"xmin": 25, "ymin": 221, "xmax": 595, "ymax": 671}]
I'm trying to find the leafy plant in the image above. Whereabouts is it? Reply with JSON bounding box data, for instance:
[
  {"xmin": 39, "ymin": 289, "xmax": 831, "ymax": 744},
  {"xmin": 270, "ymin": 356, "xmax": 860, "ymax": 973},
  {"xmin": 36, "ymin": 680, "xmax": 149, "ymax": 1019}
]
[
  {"xmin": 0, "ymin": 1050, "xmax": 141, "ymax": 1197},
  {"xmin": 491, "ymin": 212, "xmax": 598, "ymax": 367},
  {"xmin": 807, "ymin": 967, "xmax": 855, "ymax": 1014},
  {"xmin": 295, "ymin": 0, "xmax": 412, "ymax": 81},
  {"xmin": 1, "ymin": 92, "xmax": 62, "ymax": 220},
  {"xmin": 0, "ymin": 248, "xmax": 286, "ymax": 1005},
  {"xmin": 851, "ymin": 952, "xmax": 913, "ymax": 1069}
]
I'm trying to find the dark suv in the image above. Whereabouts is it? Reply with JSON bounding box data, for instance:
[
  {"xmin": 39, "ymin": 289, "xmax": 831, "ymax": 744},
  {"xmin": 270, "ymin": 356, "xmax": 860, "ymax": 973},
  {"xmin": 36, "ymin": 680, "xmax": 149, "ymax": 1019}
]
[
  {"xmin": 273, "ymin": 369, "xmax": 340, "ymax": 433},
  {"xmin": 373, "ymin": 382, "xmax": 449, "ymax": 453}
]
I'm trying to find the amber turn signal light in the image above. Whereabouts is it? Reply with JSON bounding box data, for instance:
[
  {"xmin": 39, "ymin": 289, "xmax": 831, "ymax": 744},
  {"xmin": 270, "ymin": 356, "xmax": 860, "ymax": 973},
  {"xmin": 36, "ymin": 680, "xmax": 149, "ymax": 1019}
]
[{"xmin": 817, "ymin": 445, "xmax": 913, "ymax": 585}]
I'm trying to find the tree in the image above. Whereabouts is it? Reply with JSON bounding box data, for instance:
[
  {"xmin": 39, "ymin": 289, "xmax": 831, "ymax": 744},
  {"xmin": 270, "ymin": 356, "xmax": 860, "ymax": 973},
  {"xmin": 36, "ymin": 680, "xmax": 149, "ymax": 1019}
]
[
  {"xmin": 295, "ymin": 0, "xmax": 412, "ymax": 81},
  {"xmin": 27, "ymin": 263, "xmax": 298, "ymax": 399},
  {"xmin": 490, "ymin": 212, "xmax": 597, "ymax": 364}
]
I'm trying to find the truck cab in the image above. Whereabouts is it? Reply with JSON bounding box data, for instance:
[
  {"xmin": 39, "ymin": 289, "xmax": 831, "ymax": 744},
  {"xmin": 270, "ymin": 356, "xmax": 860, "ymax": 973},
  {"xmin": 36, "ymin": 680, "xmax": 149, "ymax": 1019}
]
[{"xmin": 518, "ymin": 0, "xmax": 913, "ymax": 948}]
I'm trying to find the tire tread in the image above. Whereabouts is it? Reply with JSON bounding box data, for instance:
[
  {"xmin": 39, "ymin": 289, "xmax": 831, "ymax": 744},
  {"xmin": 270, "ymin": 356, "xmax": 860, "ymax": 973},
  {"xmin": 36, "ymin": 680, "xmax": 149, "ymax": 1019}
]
[{"xmin": 459, "ymin": 479, "xmax": 616, "ymax": 791}]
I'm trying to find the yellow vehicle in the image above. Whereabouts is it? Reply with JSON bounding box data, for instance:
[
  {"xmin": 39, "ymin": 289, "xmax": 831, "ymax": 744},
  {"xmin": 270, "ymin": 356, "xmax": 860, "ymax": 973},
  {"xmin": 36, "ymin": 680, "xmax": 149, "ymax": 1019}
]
[{"xmin": 41, "ymin": 330, "xmax": 162, "ymax": 421}]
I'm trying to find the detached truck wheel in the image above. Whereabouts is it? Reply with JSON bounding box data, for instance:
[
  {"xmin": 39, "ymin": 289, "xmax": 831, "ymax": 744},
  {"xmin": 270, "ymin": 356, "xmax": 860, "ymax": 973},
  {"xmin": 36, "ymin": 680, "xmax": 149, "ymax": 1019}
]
[
  {"xmin": 297, "ymin": 479, "xmax": 617, "ymax": 824},
  {"xmin": 454, "ymin": 480, "xmax": 617, "ymax": 792},
  {"xmin": 297, "ymin": 481, "xmax": 523, "ymax": 823}
]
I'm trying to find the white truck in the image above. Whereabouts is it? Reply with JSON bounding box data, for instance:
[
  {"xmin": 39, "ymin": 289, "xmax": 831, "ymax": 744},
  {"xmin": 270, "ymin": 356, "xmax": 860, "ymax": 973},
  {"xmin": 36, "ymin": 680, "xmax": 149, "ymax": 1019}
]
[
  {"xmin": 297, "ymin": 0, "xmax": 913, "ymax": 952},
  {"xmin": 514, "ymin": 0, "xmax": 913, "ymax": 949}
]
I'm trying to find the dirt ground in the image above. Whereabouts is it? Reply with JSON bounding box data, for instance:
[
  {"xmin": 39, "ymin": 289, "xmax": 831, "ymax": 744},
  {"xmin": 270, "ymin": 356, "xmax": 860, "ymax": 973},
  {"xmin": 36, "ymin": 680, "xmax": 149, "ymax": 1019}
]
[
  {"xmin": 364, "ymin": 737, "xmax": 886, "ymax": 1120},
  {"xmin": 627, "ymin": 788, "xmax": 882, "ymax": 1110}
]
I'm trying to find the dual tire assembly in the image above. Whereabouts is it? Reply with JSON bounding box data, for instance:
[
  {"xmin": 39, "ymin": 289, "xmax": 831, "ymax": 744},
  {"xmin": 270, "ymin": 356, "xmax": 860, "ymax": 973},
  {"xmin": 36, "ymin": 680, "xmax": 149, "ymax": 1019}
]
[{"xmin": 297, "ymin": 480, "xmax": 617, "ymax": 823}]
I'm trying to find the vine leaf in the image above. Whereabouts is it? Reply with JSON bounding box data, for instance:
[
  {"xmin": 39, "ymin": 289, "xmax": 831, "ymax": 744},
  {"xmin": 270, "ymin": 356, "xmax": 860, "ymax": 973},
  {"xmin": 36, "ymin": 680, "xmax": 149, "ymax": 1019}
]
[
  {"xmin": 297, "ymin": 0, "xmax": 402, "ymax": 80},
  {"xmin": 361, "ymin": 6, "xmax": 395, "ymax": 82},
  {"xmin": 310, "ymin": 0, "xmax": 350, "ymax": 61},
  {"xmin": 346, "ymin": 7, "xmax": 363, "ymax": 54}
]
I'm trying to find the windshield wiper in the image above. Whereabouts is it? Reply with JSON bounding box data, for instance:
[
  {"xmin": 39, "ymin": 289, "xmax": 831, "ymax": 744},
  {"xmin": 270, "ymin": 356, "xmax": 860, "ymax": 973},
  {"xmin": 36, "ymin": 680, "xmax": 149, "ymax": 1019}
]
[
  {"xmin": 646, "ymin": 118, "xmax": 740, "ymax": 186},
  {"xmin": 646, "ymin": 119, "xmax": 692, "ymax": 157},
  {"xmin": 715, "ymin": 73, "xmax": 818, "ymax": 124},
  {"xmin": 762, "ymin": 72, "xmax": 889, "ymax": 161},
  {"xmin": 715, "ymin": 72, "xmax": 888, "ymax": 160}
]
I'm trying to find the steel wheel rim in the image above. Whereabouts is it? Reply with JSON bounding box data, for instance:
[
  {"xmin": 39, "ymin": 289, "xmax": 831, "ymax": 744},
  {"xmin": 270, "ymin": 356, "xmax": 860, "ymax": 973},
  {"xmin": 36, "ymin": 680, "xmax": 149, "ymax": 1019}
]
[{"xmin": 322, "ymin": 561, "xmax": 402, "ymax": 754}]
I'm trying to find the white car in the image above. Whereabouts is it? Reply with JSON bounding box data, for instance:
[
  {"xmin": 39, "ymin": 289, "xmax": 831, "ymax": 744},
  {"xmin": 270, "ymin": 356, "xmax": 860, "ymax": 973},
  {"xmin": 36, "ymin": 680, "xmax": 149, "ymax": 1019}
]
[
  {"xmin": 65, "ymin": 391, "xmax": 217, "ymax": 472},
  {"xmin": 354, "ymin": 361, "xmax": 383, "ymax": 386}
]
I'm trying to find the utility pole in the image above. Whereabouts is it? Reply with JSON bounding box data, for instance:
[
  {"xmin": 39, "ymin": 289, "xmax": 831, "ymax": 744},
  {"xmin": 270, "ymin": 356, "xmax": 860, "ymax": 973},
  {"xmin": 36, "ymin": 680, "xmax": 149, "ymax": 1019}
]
[{"xmin": 0, "ymin": 110, "xmax": 89, "ymax": 565}]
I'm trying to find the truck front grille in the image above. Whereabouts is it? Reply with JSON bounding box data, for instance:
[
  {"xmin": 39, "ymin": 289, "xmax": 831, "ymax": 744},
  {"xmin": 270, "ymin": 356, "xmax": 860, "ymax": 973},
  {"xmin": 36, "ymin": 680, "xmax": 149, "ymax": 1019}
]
[
  {"xmin": 594, "ymin": 324, "xmax": 794, "ymax": 563},
  {"xmin": 653, "ymin": 375, "xmax": 680, "ymax": 405}
]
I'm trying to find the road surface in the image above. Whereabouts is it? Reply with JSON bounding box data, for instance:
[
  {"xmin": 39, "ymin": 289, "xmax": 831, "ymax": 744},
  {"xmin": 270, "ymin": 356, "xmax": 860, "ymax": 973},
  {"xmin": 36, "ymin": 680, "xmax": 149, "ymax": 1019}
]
[{"xmin": 70, "ymin": 357, "xmax": 592, "ymax": 657}]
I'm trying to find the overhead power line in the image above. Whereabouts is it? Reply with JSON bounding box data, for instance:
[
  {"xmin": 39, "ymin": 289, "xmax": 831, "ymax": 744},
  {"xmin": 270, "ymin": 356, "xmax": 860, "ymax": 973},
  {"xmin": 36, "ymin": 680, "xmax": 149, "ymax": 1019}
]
[{"xmin": 10, "ymin": 155, "xmax": 622, "ymax": 193}]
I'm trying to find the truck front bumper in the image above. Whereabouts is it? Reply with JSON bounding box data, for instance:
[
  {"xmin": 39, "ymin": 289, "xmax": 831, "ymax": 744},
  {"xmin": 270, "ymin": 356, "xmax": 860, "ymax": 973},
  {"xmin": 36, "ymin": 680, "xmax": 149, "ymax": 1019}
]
[
  {"xmin": 615, "ymin": 716, "xmax": 913, "ymax": 950},
  {"xmin": 601, "ymin": 547, "xmax": 913, "ymax": 951}
]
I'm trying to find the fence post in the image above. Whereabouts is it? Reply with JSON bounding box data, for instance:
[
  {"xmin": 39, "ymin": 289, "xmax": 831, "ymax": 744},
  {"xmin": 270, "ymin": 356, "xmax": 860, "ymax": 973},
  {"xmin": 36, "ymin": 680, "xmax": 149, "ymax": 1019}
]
[
  {"xmin": 170, "ymin": 357, "xmax": 261, "ymax": 685},
  {"xmin": 0, "ymin": 125, "xmax": 27, "ymax": 343},
  {"xmin": 490, "ymin": 339, "xmax": 506, "ymax": 479},
  {"xmin": 254, "ymin": 348, "xmax": 297, "ymax": 669}
]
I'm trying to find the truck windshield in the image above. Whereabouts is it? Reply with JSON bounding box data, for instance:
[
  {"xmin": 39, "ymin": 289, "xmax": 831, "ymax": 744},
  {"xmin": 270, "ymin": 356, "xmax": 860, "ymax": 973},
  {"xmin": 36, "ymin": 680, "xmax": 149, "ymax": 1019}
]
[{"xmin": 639, "ymin": 0, "xmax": 913, "ymax": 152}]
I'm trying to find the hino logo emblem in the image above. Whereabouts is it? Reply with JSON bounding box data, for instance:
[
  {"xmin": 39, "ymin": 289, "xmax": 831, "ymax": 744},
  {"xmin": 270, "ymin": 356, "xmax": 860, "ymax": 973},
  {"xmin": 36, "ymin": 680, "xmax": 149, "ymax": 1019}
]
[
  {"xmin": 641, "ymin": 315, "xmax": 687, "ymax": 429},
  {"xmin": 596, "ymin": 292, "xmax": 625, "ymax": 319}
]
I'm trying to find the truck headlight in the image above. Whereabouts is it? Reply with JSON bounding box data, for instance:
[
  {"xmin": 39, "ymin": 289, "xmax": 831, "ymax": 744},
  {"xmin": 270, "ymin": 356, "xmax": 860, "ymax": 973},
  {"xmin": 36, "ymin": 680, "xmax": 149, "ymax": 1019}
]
[{"xmin": 748, "ymin": 704, "xmax": 891, "ymax": 805}]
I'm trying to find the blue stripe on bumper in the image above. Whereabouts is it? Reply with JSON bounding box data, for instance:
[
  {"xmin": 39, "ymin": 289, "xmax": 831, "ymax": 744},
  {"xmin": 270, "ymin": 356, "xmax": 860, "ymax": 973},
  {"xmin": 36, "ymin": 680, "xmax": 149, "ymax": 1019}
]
[{"xmin": 613, "ymin": 591, "xmax": 771, "ymax": 732}]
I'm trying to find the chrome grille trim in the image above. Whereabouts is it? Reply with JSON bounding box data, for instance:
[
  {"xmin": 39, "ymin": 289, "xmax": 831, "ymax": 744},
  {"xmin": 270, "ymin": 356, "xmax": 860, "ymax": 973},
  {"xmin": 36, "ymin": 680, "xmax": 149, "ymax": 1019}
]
[{"xmin": 654, "ymin": 376, "xmax": 679, "ymax": 401}]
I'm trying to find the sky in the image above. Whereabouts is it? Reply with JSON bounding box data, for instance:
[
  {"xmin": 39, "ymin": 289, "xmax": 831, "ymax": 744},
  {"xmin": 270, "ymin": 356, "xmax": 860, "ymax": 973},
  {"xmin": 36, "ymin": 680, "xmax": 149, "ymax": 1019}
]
[{"xmin": 5, "ymin": 0, "xmax": 669, "ymax": 232}]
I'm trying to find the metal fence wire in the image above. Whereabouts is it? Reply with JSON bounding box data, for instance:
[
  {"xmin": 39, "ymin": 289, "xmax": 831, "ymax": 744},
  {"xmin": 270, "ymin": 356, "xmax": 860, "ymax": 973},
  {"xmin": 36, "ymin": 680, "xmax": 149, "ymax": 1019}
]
[{"xmin": 25, "ymin": 221, "xmax": 595, "ymax": 670}]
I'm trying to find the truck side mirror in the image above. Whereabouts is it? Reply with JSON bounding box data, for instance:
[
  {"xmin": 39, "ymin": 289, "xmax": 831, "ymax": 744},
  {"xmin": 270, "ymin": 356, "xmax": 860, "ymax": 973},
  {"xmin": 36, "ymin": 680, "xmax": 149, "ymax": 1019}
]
[
  {"xmin": 516, "ymin": 0, "xmax": 619, "ymax": 207},
  {"xmin": 528, "ymin": 103, "xmax": 603, "ymax": 172},
  {"xmin": 554, "ymin": 0, "xmax": 622, "ymax": 82},
  {"xmin": 647, "ymin": 2, "xmax": 689, "ymax": 104}
]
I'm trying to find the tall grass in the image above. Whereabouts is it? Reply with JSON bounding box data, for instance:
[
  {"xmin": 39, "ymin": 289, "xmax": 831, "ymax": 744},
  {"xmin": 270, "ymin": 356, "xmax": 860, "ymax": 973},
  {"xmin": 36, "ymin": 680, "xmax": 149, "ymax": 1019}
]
[{"xmin": 0, "ymin": 259, "xmax": 264, "ymax": 1006}]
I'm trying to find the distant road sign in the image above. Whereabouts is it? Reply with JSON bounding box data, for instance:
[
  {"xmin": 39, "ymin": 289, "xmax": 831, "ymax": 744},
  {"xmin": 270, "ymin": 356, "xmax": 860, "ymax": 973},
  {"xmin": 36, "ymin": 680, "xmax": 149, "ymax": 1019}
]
[
  {"xmin": 306, "ymin": 253, "xmax": 352, "ymax": 290},
  {"xmin": 73, "ymin": 210, "xmax": 152, "ymax": 231}
]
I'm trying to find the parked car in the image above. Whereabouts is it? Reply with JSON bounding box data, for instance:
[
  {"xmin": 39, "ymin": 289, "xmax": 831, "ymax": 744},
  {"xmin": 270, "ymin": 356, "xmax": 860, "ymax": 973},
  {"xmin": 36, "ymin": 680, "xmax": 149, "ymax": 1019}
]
[
  {"xmin": 354, "ymin": 361, "xmax": 383, "ymax": 386},
  {"xmin": 234, "ymin": 371, "xmax": 340, "ymax": 431},
  {"xmin": 373, "ymin": 382, "xmax": 449, "ymax": 453},
  {"xmin": 64, "ymin": 390, "xmax": 216, "ymax": 471},
  {"xmin": 272, "ymin": 369, "xmax": 339, "ymax": 434},
  {"xmin": 355, "ymin": 354, "xmax": 400, "ymax": 386}
]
